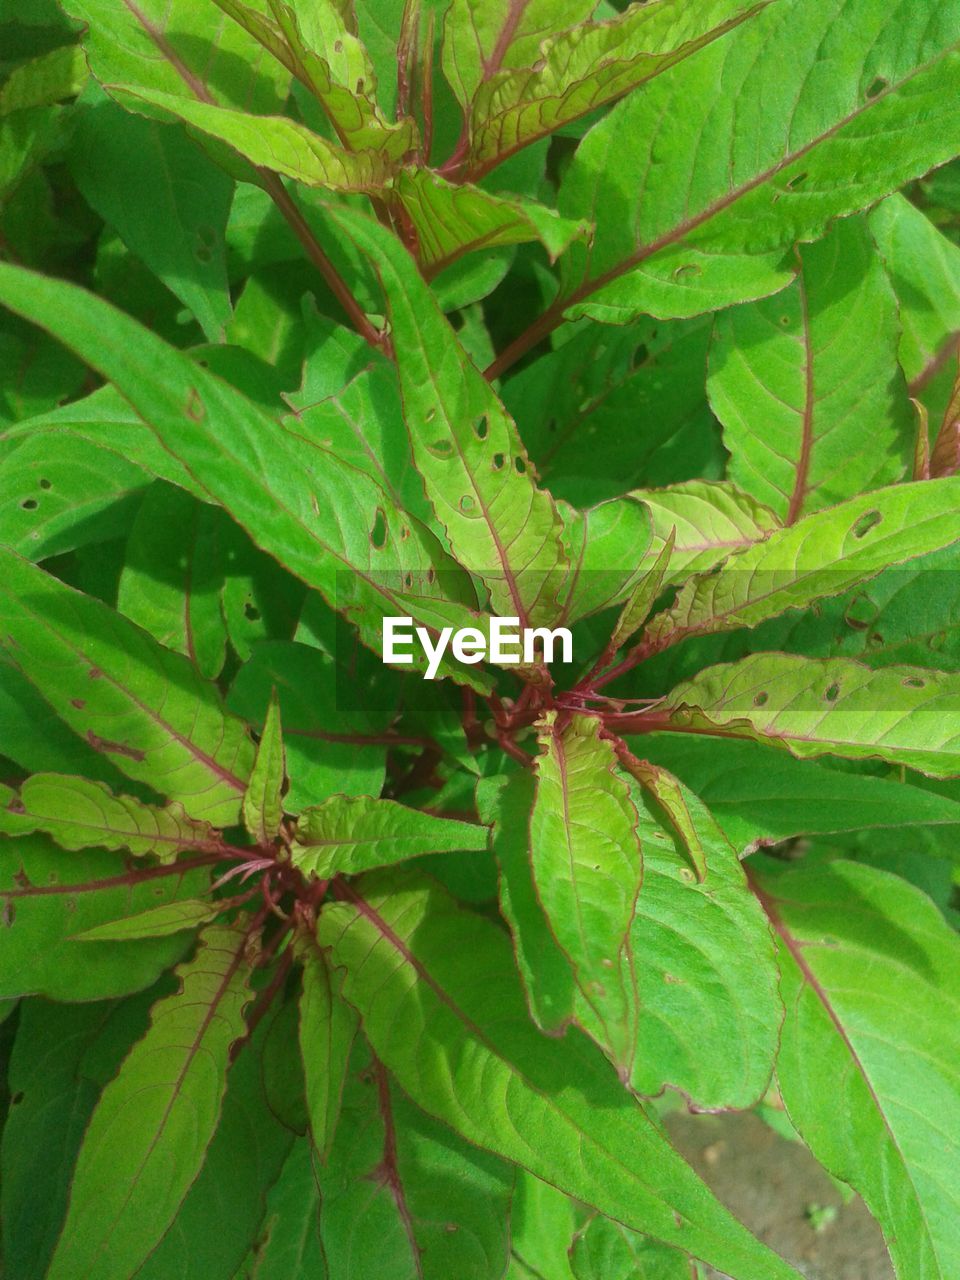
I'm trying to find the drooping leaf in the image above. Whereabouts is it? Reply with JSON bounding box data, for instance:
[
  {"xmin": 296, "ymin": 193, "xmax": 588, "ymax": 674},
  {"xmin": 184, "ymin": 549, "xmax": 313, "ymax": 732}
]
[
  {"xmin": 298, "ymin": 935, "xmax": 357, "ymax": 1158},
  {"xmin": 630, "ymin": 480, "xmax": 779, "ymax": 582},
  {"xmin": 447, "ymin": 0, "xmax": 769, "ymax": 180},
  {"xmin": 292, "ymin": 794, "xmax": 489, "ymax": 879},
  {"xmin": 71, "ymin": 98, "xmax": 235, "ymax": 341},
  {"xmin": 0, "ymin": 834, "xmax": 211, "ymax": 1001},
  {"xmin": 46, "ymin": 920, "xmax": 255, "ymax": 1280},
  {"xmin": 0, "ymin": 774, "xmax": 221, "ymax": 860},
  {"xmin": 318, "ymin": 869, "xmax": 803, "ymax": 1279},
  {"xmin": 0, "ymin": 261, "xmax": 492, "ymax": 690},
  {"xmin": 557, "ymin": 0, "xmax": 960, "ymax": 324},
  {"xmin": 755, "ymin": 859, "xmax": 960, "ymax": 1279},
  {"xmin": 708, "ymin": 216, "xmax": 912, "ymax": 523},
  {"xmin": 529, "ymin": 711, "xmax": 642, "ymax": 1069},
  {"xmin": 0, "ymin": 548, "xmax": 254, "ymax": 824},
  {"xmin": 243, "ymin": 689, "xmax": 286, "ymax": 844},
  {"xmin": 323, "ymin": 204, "xmax": 569, "ymax": 626},
  {"xmin": 71, "ymin": 898, "xmax": 224, "ymax": 942},
  {"xmin": 665, "ymin": 653, "xmax": 960, "ymax": 778},
  {"xmin": 642, "ymin": 480, "xmax": 960, "ymax": 655}
]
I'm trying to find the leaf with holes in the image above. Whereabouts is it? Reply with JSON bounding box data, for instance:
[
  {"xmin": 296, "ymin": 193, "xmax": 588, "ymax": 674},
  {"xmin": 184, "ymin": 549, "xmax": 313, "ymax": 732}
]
[
  {"xmin": 665, "ymin": 653, "xmax": 960, "ymax": 778},
  {"xmin": 642, "ymin": 480, "xmax": 960, "ymax": 656},
  {"xmin": 557, "ymin": 0, "xmax": 960, "ymax": 325}
]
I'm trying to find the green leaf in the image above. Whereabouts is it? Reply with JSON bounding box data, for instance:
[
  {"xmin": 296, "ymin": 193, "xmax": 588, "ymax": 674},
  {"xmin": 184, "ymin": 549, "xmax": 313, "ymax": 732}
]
[
  {"xmin": 504, "ymin": 1172, "xmax": 579, "ymax": 1280},
  {"xmin": 111, "ymin": 85, "xmax": 390, "ymax": 193},
  {"xmin": 557, "ymin": 496, "xmax": 653, "ymax": 624},
  {"xmin": 118, "ymin": 482, "xmax": 229, "ymax": 681},
  {"xmin": 755, "ymin": 860, "xmax": 960, "ymax": 1279},
  {"xmin": 643, "ymin": 480, "xmax": 960, "ymax": 655},
  {"xmin": 0, "ymin": 261, "xmax": 492, "ymax": 690},
  {"xmin": 0, "ymin": 433, "xmax": 148, "ymax": 560},
  {"xmin": 0, "ymin": 834, "xmax": 210, "ymax": 1000},
  {"xmin": 132, "ymin": 989, "xmax": 296, "ymax": 1280},
  {"xmin": 558, "ymin": 0, "xmax": 960, "ymax": 324},
  {"xmin": 571, "ymin": 1216, "xmax": 689, "ymax": 1280},
  {"xmin": 665, "ymin": 653, "xmax": 960, "ymax": 778},
  {"xmin": 228, "ymin": 640, "xmax": 389, "ymax": 814},
  {"xmin": 211, "ymin": 0, "xmax": 416, "ymax": 157},
  {"xmin": 501, "ymin": 317, "xmax": 722, "ymax": 506},
  {"xmin": 298, "ymin": 935, "xmax": 357, "ymax": 1158},
  {"xmin": 317, "ymin": 1039, "xmax": 514, "ymax": 1280},
  {"xmin": 243, "ymin": 690, "xmax": 286, "ymax": 844},
  {"xmin": 708, "ymin": 216, "xmax": 912, "ymax": 523},
  {"xmin": 529, "ymin": 711, "xmax": 642, "ymax": 1069},
  {"xmin": 630, "ymin": 480, "xmax": 780, "ymax": 582},
  {"xmin": 47, "ymin": 920, "xmax": 254, "ymax": 1280},
  {"xmin": 0, "ymin": 45, "xmax": 86, "ymax": 113},
  {"xmin": 450, "ymin": 0, "xmax": 768, "ymax": 180},
  {"xmin": 869, "ymin": 193, "xmax": 960, "ymax": 394},
  {"xmin": 441, "ymin": 0, "xmax": 594, "ymax": 108},
  {"xmin": 292, "ymin": 794, "xmax": 489, "ymax": 879},
  {"xmin": 62, "ymin": 0, "xmax": 290, "ymax": 114},
  {"xmin": 606, "ymin": 530, "xmax": 675, "ymax": 657},
  {"xmin": 0, "ymin": 548, "xmax": 253, "ymax": 824},
  {"xmin": 0, "ymin": 990, "xmax": 159, "ymax": 1280},
  {"xmin": 71, "ymin": 99, "xmax": 234, "ymax": 341},
  {"xmin": 0, "ymin": 774, "xmax": 221, "ymax": 860},
  {"xmin": 324, "ymin": 205, "xmax": 568, "ymax": 626},
  {"xmin": 394, "ymin": 169, "xmax": 587, "ymax": 273},
  {"xmin": 318, "ymin": 870, "xmax": 803, "ymax": 1279},
  {"xmin": 72, "ymin": 898, "xmax": 223, "ymax": 942},
  {"xmin": 638, "ymin": 735, "xmax": 960, "ymax": 855},
  {"xmin": 238, "ymin": 1138, "xmax": 323, "ymax": 1279}
]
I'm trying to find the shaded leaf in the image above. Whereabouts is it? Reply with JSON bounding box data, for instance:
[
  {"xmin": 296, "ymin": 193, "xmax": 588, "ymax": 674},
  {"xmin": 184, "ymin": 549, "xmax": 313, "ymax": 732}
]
[
  {"xmin": 571, "ymin": 1215, "xmax": 690, "ymax": 1280},
  {"xmin": 298, "ymin": 935, "xmax": 357, "ymax": 1158},
  {"xmin": 71, "ymin": 98, "xmax": 234, "ymax": 341}
]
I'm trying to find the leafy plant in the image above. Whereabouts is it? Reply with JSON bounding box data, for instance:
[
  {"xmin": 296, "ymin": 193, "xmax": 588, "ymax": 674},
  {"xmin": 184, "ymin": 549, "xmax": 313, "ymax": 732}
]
[{"xmin": 1, "ymin": 0, "xmax": 959, "ymax": 1277}]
